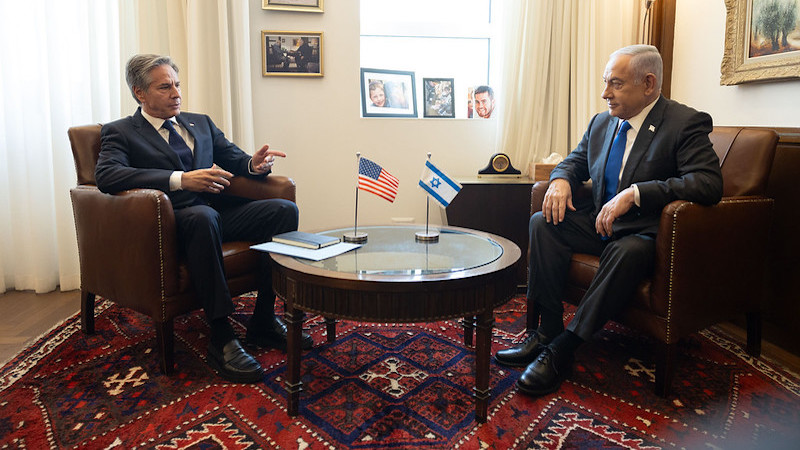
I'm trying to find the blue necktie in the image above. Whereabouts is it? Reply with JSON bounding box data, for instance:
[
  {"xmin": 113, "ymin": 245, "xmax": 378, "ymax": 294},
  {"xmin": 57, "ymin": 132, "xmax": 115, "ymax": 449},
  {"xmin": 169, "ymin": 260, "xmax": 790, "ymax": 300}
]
[
  {"xmin": 603, "ymin": 120, "xmax": 631, "ymax": 204},
  {"xmin": 162, "ymin": 120, "xmax": 193, "ymax": 171}
]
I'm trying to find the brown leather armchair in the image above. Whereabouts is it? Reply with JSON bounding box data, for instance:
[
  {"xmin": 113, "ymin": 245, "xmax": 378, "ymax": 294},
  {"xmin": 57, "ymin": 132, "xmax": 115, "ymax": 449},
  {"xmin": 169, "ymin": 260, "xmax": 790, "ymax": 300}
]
[
  {"xmin": 528, "ymin": 126, "xmax": 778, "ymax": 396},
  {"xmin": 68, "ymin": 124, "xmax": 296, "ymax": 374}
]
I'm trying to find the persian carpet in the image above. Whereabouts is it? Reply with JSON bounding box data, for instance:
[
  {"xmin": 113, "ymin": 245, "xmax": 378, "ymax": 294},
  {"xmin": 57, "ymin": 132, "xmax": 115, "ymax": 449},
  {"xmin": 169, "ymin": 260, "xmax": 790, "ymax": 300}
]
[{"xmin": 1, "ymin": 295, "xmax": 799, "ymax": 449}]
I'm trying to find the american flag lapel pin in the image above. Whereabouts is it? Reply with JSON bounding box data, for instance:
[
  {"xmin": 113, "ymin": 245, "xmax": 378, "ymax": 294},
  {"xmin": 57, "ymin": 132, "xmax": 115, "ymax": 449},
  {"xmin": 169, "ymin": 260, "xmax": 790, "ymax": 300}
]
[
  {"xmin": 189, "ymin": 122, "xmax": 195, "ymax": 127},
  {"xmin": 648, "ymin": 124, "xmax": 655, "ymax": 132}
]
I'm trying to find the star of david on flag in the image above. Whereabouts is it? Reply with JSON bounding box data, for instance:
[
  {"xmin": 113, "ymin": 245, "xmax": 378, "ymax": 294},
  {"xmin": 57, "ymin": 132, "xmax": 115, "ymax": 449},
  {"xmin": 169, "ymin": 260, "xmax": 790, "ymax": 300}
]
[
  {"xmin": 419, "ymin": 160, "xmax": 461, "ymax": 207},
  {"xmin": 358, "ymin": 157, "xmax": 399, "ymax": 202}
]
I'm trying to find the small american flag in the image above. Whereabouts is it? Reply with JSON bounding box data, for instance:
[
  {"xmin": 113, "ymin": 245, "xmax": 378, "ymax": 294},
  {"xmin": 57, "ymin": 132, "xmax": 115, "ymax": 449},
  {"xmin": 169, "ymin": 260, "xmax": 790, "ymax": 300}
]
[{"xmin": 358, "ymin": 157, "xmax": 399, "ymax": 202}]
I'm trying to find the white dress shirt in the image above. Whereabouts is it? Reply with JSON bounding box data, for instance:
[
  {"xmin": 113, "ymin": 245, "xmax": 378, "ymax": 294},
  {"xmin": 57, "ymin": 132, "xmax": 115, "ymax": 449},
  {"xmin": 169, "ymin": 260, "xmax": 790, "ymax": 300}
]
[
  {"xmin": 140, "ymin": 109, "xmax": 195, "ymax": 191},
  {"xmin": 616, "ymin": 97, "xmax": 658, "ymax": 206}
]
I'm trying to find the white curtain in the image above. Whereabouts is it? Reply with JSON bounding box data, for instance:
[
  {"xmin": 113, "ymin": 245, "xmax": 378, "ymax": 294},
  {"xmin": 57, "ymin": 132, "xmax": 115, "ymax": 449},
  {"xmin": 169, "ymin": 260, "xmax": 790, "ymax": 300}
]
[
  {"xmin": 0, "ymin": 0, "xmax": 253, "ymax": 294},
  {"xmin": 497, "ymin": 0, "xmax": 644, "ymax": 176},
  {"xmin": 123, "ymin": 0, "xmax": 255, "ymax": 149},
  {"xmin": 0, "ymin": 0, "xmax": 122, "ymax": 293}
]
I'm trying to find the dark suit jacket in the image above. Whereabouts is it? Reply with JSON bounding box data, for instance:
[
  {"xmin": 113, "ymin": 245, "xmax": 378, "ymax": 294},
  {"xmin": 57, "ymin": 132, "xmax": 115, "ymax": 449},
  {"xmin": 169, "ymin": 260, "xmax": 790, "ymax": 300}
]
[
  {"xmin": 96, "ymin": 108, "xmax": 264, "ymax": 209},
  {"xmin": 550, "ymin": 95, "xmax": 723, "ymax": 237}
]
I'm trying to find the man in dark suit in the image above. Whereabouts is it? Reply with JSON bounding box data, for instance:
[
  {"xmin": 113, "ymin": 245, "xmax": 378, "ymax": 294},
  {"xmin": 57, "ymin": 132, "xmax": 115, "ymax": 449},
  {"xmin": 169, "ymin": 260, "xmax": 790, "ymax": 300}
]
[
  {"xmin": 96, "ymin": 54, "xmax": 312, "ymax": 383},
  {"xmin": 494, "ymin": 45, "xmax": 723, "ymax": 396}
]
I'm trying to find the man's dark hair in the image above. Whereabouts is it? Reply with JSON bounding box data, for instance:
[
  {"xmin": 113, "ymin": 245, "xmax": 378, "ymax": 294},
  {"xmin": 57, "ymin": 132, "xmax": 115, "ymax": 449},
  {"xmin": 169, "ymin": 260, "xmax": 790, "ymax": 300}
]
[{"xmin": 475, "ymin": 85, "xmax": 494, "ymax": 99}]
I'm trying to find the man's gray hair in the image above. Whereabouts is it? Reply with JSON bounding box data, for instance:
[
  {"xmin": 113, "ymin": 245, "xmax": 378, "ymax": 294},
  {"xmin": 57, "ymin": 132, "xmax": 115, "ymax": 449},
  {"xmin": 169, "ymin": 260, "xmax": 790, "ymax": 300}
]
[
  {"xmin": 611, "ymin": 44, "xmax": 663, "ymax": 92},
  {"xmin": 125, "ymin": 54, "xmax": 179, "ymax": 104}
]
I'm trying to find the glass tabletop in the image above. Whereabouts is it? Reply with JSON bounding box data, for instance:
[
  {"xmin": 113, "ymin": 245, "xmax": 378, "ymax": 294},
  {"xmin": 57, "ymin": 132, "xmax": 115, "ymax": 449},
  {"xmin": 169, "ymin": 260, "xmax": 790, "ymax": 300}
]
[{"xmin": 296, "ymin": 226, "xmax": 504, "ymax": 275}]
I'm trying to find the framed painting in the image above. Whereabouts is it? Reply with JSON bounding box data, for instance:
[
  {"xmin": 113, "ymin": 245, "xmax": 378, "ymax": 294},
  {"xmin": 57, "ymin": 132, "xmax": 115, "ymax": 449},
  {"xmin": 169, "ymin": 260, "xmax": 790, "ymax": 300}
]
[
  {"xmin": 721, "ymin": 0, "xmax": 800, "ymax": 85},
  {"xmin": 360, "ymin": 68, "xmax": 417, "ymax": 118},
  {"xmin": 262, "ymin": 0, "xmax": 323, "ymax": 13},
  {"xmin": 262, "ymin": 31, "xmax": 323, "ymax": 77},
  {"xmin": 422, "ymin": 78, "xmax": 455, "ymax": 118}
]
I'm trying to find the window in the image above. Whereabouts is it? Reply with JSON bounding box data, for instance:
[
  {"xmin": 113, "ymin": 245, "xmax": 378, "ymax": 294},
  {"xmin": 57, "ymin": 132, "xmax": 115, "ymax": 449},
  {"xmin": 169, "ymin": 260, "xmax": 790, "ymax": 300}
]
[{"xmin": 360, "ymin": 0, "xmax": 499, "ymax": 119}]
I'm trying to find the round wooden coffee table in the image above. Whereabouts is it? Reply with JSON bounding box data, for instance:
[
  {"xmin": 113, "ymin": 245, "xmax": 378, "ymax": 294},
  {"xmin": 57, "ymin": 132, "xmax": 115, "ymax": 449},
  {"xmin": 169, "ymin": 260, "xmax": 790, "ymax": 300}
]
[{"xmin": 269, "ymin": 225, "xmax": 520, "ymax": 423}]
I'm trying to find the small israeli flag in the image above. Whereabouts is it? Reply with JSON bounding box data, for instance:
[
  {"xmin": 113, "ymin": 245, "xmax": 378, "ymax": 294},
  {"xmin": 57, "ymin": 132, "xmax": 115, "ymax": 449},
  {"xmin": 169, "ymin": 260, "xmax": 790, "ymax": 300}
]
[{"xmin": 418, "ymin": 160, "xmax": 462, "ymax": 207}]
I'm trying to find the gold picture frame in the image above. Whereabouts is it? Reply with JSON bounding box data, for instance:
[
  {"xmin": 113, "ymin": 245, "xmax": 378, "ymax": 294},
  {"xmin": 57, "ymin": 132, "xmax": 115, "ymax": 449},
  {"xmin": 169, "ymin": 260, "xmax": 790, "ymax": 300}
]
[
  {"xmin": 262, "ymin": 31, "xmax": 323, "ymax": 77},
  {"xmin": 262, "ymin": 0, "xmax": 323, "ymax": 13},
  {"xmin": 721, "ymin": 0, "xmax": 800, "ymax": 85}
]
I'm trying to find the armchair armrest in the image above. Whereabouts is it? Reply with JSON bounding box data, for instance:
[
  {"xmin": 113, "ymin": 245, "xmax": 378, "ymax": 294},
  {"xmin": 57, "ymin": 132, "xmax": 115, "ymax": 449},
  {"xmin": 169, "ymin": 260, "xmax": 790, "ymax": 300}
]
[
  {"xmin": 70, "ymin": 185, "xmax": 181, "ymax": 308},
  {"xmin": 225, "ymin": 175, "xmax": 296, "ymax": 203},
  {"xmin": 651, "ymin": 196, "xmax": 774, "ymax": 335}
]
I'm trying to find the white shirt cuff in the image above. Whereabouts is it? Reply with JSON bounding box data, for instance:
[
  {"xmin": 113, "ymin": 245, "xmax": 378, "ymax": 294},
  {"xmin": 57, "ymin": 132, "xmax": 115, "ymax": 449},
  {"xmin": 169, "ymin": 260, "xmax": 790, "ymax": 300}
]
[
  {"xmin": 169, "ymin": 171, "xmax": 184, "ymax": 191},
  {"xmin": 248, "ymin": 158, "xmax": 262, "ymax": 175},
  {"xmin": 632, "ymin": 184, "xmax": 641, "ymax": 207}
]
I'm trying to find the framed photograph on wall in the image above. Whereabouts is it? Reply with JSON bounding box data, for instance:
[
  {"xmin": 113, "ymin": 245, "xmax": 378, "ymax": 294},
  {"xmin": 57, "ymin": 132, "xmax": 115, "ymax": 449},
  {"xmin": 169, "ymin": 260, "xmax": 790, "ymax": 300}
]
[
  {"xmin": 262, "ymin": 0, "xmax": 323, "ymax": 13},
  {"xmin": 422, "ymin": 78, "xmax": 454, "ymax": 118},
  {"xmin": 360, "ymin": 68, "xmax": 417, "ymax": 118},
  {"xmin": 262, "ymin": 31, "xmax": 323, "ymax": 77},
  {"xmin": 720, "ymin": 0, "xmax": 800, "ymax": 85}
]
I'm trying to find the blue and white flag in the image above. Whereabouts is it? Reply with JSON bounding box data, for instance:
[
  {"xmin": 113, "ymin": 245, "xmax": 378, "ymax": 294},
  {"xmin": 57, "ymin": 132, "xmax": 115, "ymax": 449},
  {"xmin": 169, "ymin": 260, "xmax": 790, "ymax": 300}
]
[{"xmin": 418, "ymin": 160, "xmax": 462, "ymax": 207}]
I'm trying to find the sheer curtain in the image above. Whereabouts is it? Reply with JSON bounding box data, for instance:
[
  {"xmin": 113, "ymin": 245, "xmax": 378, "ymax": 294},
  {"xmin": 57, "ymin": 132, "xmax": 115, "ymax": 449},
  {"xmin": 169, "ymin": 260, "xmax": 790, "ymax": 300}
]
[
  {"xmin": 497, "ymin": 0, "xmax": 643, "ymax": 176},
  {"xmin": 0, "ymin": 0, "xmax": 253, "ymax": 294},
  {"xmin": 123, "ymin": 0, "xmax": 255, "ymax": 149},
  {"xmin": 0, "ymin": 1, "xmax": 122, "ymax": 293}
]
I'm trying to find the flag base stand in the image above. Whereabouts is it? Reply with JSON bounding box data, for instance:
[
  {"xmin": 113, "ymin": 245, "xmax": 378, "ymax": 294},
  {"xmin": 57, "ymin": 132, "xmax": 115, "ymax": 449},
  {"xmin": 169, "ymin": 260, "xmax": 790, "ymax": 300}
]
[
  {"xmin": 343, "ymin": 232, "xmax": 368, "ymax": 243},
  {"xmin": 415, "ymin": 231, "xmax": 439, "ymax": 242}
]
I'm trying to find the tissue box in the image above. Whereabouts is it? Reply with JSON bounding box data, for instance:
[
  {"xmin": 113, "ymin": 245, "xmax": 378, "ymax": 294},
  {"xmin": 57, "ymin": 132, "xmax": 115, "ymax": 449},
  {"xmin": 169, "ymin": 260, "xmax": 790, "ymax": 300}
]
[{"xmin": 533, "ymin": 163, "xmax": 557, "ymax": 181}]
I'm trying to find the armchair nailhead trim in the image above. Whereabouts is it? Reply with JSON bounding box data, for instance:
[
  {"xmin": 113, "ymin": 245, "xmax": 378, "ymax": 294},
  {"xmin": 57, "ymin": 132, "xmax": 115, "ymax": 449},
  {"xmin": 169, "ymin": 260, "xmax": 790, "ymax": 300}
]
[
  {"xmin": 665, "ymin": 197, "xmax": 771, "ymax": 343},
  {"xmin": 154, "ymin": 194, "xmax": 167, "ymax": 322},
  {"xmin": 666, "ymin": 203, "xmax": 686, "ymax": 344}
]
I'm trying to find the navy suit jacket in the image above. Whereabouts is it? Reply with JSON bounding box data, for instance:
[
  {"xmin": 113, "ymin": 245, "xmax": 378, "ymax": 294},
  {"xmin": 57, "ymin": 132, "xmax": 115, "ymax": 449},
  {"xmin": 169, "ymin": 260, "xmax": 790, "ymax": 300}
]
[
  {"xmin": 550, "ymin": 95, "xmax": 723, "ymax": 237},
  {"xmin": 96, "ymin": 108, "xmax": 264, "ymax": 209}
]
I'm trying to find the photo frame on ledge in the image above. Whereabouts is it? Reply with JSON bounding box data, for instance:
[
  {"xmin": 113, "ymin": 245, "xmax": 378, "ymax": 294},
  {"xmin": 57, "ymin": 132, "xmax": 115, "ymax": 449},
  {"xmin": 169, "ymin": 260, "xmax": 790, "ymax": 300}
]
[
  {"xmin": 360, "ymin": 68, "xmax": 417, "ymax": 118},
  {"xmin": 423, "ymin": 78, "xmax": 455, "ymax": 118},
  {"xmin": 720, "ymin": 0, "xmax": 800, "ymax": 85},
  {"xmin": 262, "ymin": 31, "xmax": 323, "ymax": 77},
  {"xmin": 262, "ymin": 0, "xmax": 323, "ymax": 13}
]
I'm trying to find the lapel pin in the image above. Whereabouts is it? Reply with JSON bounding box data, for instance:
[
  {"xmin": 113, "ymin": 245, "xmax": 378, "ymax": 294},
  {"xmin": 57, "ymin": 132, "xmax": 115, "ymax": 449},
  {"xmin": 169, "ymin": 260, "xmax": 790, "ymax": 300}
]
[
  {"xmin": 189, "ymin": 122, "xmax": 195, "ymax": 127},
  {"xmin": 649, "ymin": 125, "xmax": 655, "ymax": 132}
]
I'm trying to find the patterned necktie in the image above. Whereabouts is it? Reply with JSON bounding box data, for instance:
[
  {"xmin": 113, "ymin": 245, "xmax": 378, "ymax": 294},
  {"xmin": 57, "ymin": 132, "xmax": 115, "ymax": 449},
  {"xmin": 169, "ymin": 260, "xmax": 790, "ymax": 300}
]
[
  {"xmin": 603, "ymin": 120, "xmax": 631, "ymax": 204},
  {"xmin": 162, "ymin": 120, "xmax": 193, "ymax": 171}
]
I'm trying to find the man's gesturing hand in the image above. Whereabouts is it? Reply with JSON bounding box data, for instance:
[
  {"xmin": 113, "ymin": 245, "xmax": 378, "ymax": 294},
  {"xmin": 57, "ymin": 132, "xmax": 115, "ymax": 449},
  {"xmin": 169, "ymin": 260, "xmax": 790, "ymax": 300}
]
[
  {"xmin": 251, "ymin": 144, "xmax": 287, "ymax": 174},
  {"xmin": 181, "ymin": 165, "xmax": 234, "ymax": 193}
]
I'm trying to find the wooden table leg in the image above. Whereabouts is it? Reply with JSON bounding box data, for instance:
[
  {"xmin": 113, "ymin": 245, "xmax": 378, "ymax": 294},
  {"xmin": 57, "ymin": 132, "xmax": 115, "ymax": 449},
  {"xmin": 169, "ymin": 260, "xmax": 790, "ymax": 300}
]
[
  {"xmin": 325, "ymin": 317, "xmax": 336, "ymax": 343},
  {"xmin": 285, "ymin": 301, "xmax": 303, "ymax": 417},
  {"xmin": 473, "ymin": 310, "xmax": 493, "ymax": 423},
  {"xmin": 462, "ymin": 316, "xmax": 475, "ymax": 347}
]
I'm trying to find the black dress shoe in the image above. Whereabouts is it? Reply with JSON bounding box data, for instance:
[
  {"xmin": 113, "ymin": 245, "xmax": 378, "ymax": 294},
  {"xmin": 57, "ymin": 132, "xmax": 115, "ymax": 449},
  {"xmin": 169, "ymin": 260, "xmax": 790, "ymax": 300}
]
[
  {"xmin": 495, "ymin": 331, "xmax": 551, "ymax": 367},
  {"xmin": 246, "ymin": 316, "xmax": 313, "ymax": 351},
  {"xmin": 516, "ymin": 345, "xmax": 573, "ymax": 397},
  {"xmin": 207, "ymin": 338, "xmax": 264, "ymax": 383}
]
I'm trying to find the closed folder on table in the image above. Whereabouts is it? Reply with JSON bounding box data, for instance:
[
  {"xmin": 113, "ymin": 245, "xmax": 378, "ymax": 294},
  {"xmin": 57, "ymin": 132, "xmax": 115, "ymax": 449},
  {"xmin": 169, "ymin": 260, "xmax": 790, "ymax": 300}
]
[{"xmin": 272, "ymin": 231, "xmax": 340, "ymax": 249}]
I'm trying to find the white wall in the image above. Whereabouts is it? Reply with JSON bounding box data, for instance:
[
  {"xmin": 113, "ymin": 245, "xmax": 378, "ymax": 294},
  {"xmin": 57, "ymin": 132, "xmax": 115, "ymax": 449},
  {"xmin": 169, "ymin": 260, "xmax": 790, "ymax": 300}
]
[
  {"xmin": 671, "ymin": 0, "xmax": 800, "ymax": 127},
  {"xmin": 246, "ymin": 1, "xmax": 800, "ymax": 232},
  {"xmin": 248, "ymin": 2, "xmax": 497, "ymax": 232}
]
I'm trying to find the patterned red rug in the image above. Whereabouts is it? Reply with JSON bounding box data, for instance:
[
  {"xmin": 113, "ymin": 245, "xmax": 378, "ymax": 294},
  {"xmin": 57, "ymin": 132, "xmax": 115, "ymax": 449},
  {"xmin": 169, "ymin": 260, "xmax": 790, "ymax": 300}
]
[{"xmin": 1, "ymin": 295, "xmax": 798, "ymax": 449}]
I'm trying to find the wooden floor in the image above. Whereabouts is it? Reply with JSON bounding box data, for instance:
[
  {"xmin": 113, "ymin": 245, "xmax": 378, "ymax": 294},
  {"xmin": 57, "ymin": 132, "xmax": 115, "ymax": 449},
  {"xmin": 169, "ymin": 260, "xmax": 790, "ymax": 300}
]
[
  {"xmin": 0, "ymin": 289, "xmax": 798, "ymax": 374},
  {"xmin": 0, "ymin": 289, "xmax": 81, "ymax": 364}
]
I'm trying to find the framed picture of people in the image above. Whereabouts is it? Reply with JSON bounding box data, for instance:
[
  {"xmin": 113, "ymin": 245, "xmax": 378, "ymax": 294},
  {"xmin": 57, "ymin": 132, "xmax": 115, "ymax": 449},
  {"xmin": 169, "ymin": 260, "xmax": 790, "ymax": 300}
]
[
  {"xmin": 471, "ymin": 85, "xmax": 496, "ymax": 119},
  {"xmin": 422, "ymin": 78, "xmax": 455, "ymax": 118},
  {"xmin": 262, "ymin": 0, "xmax": 323, "ymax": 13},
  {"xmin": 360, "ymin": 68, "xmax": 417, "ymax": 118},
  {"xmin": 262, "ymin": 31, "xmax": 323, "ymax": 77}
]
